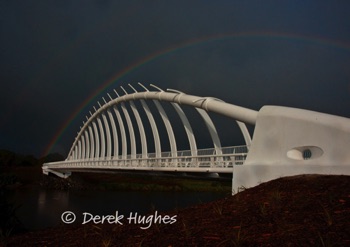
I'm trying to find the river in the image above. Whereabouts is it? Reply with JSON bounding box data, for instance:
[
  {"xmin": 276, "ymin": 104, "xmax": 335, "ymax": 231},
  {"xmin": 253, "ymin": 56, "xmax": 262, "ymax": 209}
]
[{"xmin": 7, "ymin": 186, "xmax": 228, "ymax": 230}]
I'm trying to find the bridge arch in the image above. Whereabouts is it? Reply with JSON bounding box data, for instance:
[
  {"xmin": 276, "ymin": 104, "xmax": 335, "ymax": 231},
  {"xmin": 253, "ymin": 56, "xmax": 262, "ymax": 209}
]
[
  {"xmin": 43, "ymin": 85, "xmax": 350, "ymax": 194},
  {"xmin": 66, "ymin": 84, "xmax": 258, "ymax": 162}
]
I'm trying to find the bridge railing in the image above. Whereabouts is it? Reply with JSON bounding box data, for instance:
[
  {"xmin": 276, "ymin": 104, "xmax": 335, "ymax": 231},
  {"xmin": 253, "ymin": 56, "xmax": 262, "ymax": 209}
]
[{"xmin": 44, "ymin": 145, "xmax": 248, "ymax": 172}]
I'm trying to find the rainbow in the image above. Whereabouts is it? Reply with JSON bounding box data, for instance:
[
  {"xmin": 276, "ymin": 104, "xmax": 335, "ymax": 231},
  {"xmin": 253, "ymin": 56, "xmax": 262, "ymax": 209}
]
[{"xmin": 42, "ymin": 31, "xmax": 350, "ymax": 157}]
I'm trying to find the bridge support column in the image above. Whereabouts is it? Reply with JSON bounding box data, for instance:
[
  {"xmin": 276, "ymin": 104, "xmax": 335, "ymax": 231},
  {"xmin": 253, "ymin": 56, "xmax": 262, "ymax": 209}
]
[
  {"xmin": 42, "ymin": 166, "xmax": 71, "ymax": 178},
  {"xmin": 232, "ymin": 106, "xmax": 350, "ymax": 194}
]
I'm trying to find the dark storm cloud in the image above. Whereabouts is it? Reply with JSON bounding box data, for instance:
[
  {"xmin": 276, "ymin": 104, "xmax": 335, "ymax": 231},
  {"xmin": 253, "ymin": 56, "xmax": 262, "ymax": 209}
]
[{"xmin": 0, "ymin": 0, "xmax": 349, "ymax": 156}]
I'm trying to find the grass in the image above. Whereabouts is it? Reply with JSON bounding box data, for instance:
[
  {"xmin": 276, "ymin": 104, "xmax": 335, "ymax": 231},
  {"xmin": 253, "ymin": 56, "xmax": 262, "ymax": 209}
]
[
  {"xmin": 259, "ymin": 202, "xmax": 269, "ymax": 217},
  {"xmin": 320, "ymin": 203, "xmax": 333, "ymax": 226},
  {"xmin": 218, "ymin": 222, "xmax": 247, "ymax": 247},
  {"xmin": 270, "ymin": 189, "xmax": 282, "ymax": 202},
  {"xmin": 231, "ymin": 224, "xmax": 247, "ymax": 247},
  {"xmin": 90, "ymin": 225, "xmax": 113, "ymax": 247},
  {"xmin": 318, "ymin": 232, "xmax": 333, "ymax": 247},
  {"xmin": 213, "ymin": 201, "xmax": 224, "ymax": 216}
]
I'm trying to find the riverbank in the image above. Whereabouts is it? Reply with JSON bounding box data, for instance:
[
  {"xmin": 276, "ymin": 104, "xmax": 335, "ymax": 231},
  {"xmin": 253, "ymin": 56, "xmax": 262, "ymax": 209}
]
[
  {"xmin": 5, "ymin": 174, "xmax": 350, "ymax": 246},
  {"xmin": 40, "ymin": 171, "xmax": 232, "ymax": 192},
  {"xmin": 1, "ymin": 165, "xmax": 232, "ymax": 192}
]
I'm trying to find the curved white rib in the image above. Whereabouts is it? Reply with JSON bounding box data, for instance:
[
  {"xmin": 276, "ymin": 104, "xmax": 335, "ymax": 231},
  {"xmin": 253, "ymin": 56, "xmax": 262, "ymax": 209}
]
[
  {"xmin": 84, "ymin": 130, "xmax": 90, "ymax": 159},
  {"xmin": 92, "ymin": 120, "xmax": 99, "ymax": 158},
  {"xmin": 196, "ymin": 108, "xmax": 222, "ymax": 154},
  {"xmin": 101, "ymin": 112, "xmax": 112, "ymax": 159},
  {"xmin": 96, "ymin": 116, "xmax": 105, "ymax": 158},
  {"xmin": 107, "ymin": 109, "xmax": 119, "ymax": 158},
  {"xmin": 153, "ymin": 100, "xmax": 177, "ymax": 157},
  {"xmin": 120, "ymin": 102, "xmax": 136, "ymax": 159},
  {"xmin": 77, "ymin": 140, "xmax": 82, "ymax": 160},
  {"xmin": 171, "ymin": 102, "xmax": 197, "ymax": 156},
  {"xmin": 140, "ymin": 99, "xmax": 161, "ymax": 158},
  {"xmin": 78, "ymin": 137, "xmax": 82, "ymax": 160},
  {"xmin": 88, "ymin": 125, "xmax": 95, "ymax": 159},
  {"xmin": 73, "ymin": 146, "xmax": 77, "ymax": 160},
  {"xmin": 113, "ymin": 106, "xmax": 127, "ymax": 159},
  {"xmin": 236, "ymin": 121, "xmax": 252, "ymax": 148},
  {"xmin": 129, "ymin": 84, "xmax": 161, "ymax": 158},
  {"xmin": 81, "ymin": 135, "xmax": 86, "ymax": 159},
  {"xmin": 129, "ymin": 101, "xmax": 148, "ymax": 158},
  {"xmin": 68, "ymin": 87, "xmax": 258, "ymax": 160}
]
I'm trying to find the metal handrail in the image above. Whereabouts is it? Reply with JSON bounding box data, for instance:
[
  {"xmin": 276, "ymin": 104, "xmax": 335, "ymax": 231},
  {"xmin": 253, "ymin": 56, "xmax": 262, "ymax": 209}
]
[{"xmin": 44, "ymin": 145, "xmax": 248, "ymax": 170}]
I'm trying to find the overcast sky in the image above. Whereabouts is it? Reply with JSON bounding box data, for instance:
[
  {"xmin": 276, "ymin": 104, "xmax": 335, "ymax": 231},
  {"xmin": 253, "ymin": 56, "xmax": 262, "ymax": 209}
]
[{"xmin": 1, "ymin": 1, "xmax": 350, "ymax": 157}]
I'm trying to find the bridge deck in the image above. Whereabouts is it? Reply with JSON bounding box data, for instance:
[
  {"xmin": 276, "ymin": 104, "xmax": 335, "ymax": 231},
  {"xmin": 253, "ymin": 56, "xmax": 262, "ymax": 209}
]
[{"xmin": 43, "ymin": 146, "xmax": 248, "ymax": 177}]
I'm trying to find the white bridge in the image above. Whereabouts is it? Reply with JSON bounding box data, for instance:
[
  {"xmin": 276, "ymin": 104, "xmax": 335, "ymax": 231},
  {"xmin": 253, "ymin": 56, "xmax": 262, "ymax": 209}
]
[{"xmin": 43, "ymin": 83, "xmax": 350, "ymax": 193}]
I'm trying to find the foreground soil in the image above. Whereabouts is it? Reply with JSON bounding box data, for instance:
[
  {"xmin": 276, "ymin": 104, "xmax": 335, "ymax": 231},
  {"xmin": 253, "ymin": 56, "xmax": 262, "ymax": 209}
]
[{"xmin": 6, "ymin": 174, "xmax": 350, "ymax": 246}]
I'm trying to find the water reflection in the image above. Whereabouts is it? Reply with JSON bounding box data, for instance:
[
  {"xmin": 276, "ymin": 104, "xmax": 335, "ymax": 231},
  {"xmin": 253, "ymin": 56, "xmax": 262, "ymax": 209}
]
[
  {"xmin": 36, "ymin": 190, "xmax": 70, "ymax": 228},
  {"xmin": 9, "ymin": 187, "xmax": 227, "ymax": 230}
]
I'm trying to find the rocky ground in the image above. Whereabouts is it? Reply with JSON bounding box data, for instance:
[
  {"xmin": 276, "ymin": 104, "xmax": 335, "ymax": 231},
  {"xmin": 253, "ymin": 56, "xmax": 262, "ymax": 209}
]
[{"xmin": 4, "ymin": 174, "xmax": 350, "ymax": 246}]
